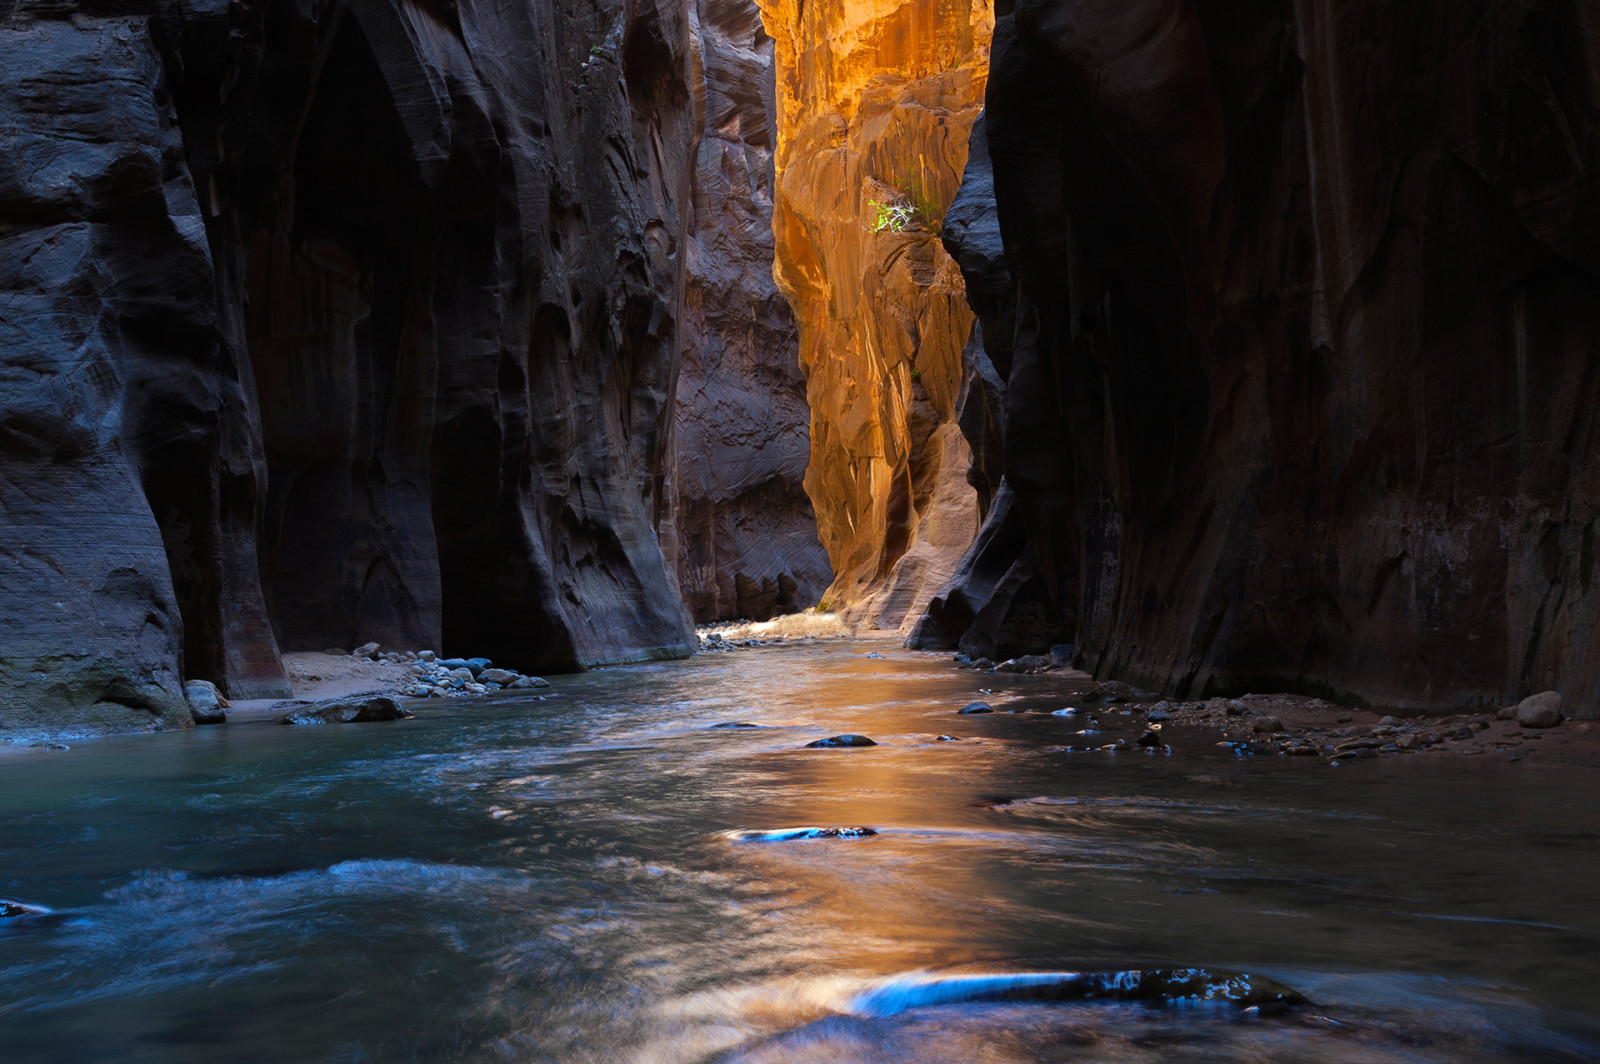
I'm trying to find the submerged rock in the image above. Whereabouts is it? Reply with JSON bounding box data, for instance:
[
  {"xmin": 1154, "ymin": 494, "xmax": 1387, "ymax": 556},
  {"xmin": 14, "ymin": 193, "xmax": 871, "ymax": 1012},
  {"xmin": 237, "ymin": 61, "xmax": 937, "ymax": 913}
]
[
  {"xmin": 727, "ymin": 827, "xmax": 879, "ymax": 841},
  {"xmin": 844, "ymin": 968, "xmax": 1308, "ymax": 1018},
  {"xmin": 805, "ymin": 734, "xmax": 878, "ymax": 748},
  {"xmin": 280, "ymin": 696, "xmax": 414, "ymax": 726},
  {"xmin": 959, "ymin": 701, "xmax": 994, "ymax": 714},
  {"xmin": 0, "ymin": 899, "xmax": 52, "ymax": 919}
]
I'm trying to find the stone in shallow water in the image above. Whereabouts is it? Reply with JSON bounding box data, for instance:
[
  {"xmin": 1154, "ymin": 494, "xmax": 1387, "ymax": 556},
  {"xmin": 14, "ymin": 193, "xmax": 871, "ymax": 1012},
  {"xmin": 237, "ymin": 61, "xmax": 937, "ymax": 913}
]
[
  {"xmin": 805, "ymin": 734, "xmax": 877, "ymax": 748},
  {"xmin": 959, "ymin": 701, "xmax": 993, "ymax": 714},
  {"xmin": 843, "ymin": 968, "xmax": 1308, "ymax": 1018},
  {"xmin": 280, "ymin": 696, "xmax": 415, "ymax": 725},
  {"xmin": 728, "ymin": 827, "xmax": 879, "ymax": 841},
  {"xmin": 184, "ymin": 680, "xmax": 228, "ymax": 725},
  {"xmin": 0, "ymin": 899, "xmax": 51, "ymax": 919},
  {"xmin": 711, "ymin": 721, "xmax": 764, "ymax": 729}
]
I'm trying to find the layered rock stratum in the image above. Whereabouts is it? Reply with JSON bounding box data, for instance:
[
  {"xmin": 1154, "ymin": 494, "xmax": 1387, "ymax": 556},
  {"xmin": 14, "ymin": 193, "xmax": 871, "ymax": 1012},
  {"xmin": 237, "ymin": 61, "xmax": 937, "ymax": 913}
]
[
  {"xmin": 0, "ymin": 0, "xmax": 706, "ymax": 732},
  {"xmin": 758, "ymin": 0, "xmax": 992, "ymax": 632},
  {"xmin": 920, "ymin": 0, "xmax": 1600, "ymax": 715}
]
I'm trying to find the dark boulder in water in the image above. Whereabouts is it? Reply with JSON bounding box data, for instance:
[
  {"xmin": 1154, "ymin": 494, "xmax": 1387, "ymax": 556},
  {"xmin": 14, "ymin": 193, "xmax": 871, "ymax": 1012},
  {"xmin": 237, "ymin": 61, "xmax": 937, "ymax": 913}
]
[
  {"xmin": 844, "ymin": 968, "xmax": 1308, "ymax": 1018},
  {"xmin": 711, "ymin": 721, "xmax": 765, "ymax": 729},
  {"xmin": 959, "ymin": 701, "xmax": 994, "ymax": 714},
  {"xmin": 1136, "ymin": 729, "xmax": 1164, "ymax": 747},
  {"xmin": 0, "ymin": 899, "xmax": 53, "ymax": 920},
  {"xmin": 805, "ymin": 734, "xmax": 878, "ymax": 748},
  {"xmin": 280, "ymin": 696, "xmax": 415, "ymax": 726}
]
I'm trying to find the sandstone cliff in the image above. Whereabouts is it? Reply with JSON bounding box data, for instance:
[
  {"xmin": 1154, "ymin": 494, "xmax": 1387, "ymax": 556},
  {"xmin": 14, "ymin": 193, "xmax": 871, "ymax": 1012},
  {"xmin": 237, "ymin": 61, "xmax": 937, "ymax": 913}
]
[
  {"xmin": 921, "ymin": 0, "xmax": 1600, "ymax": 714},
  {"xmin": 674, "ymin": 0, "xmax": 831, "ymax": 623},
  {"xmin": 0, "ymin": 0, "xmax": 702, "ymax": 733},
  {"xmin": 758, "ymin": 0, "xmax": 991, "ymax": 632}
]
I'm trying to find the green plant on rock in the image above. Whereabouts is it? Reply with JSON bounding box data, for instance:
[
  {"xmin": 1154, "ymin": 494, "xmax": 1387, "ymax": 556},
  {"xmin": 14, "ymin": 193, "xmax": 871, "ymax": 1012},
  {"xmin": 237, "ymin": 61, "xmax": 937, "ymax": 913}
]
[{"xmin": 869, "ymin": 199, "xmax": 919, "ymax": 233}]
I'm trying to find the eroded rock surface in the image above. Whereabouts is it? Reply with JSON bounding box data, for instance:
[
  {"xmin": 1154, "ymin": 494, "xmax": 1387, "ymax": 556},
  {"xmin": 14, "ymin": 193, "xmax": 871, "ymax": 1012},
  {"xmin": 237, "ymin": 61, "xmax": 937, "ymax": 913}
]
[
  {"xmin": 1, "ymin": 0, "xmax": 704, "ymax": 733},
  {"xmin": 921, "ymin": 0, "xmax": 1600, "ymax": 714},
  {"xmin": 674, "ymin": 0, "xmax": 831, "ymax": 623},
  {"xmin": 758, "ymin": 0, "xmax": 992, "ymax": 632}
]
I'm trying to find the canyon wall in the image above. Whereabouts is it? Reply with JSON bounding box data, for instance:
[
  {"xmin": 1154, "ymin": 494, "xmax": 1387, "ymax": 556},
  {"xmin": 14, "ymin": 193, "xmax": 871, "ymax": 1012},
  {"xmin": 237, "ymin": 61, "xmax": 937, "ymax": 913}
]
[
  {"xmin": 674, "ymin": 0, "xmax": 831, "ymax": 623},
  {"xmin": 758, "ymin": 0, "xmax": 992, "ymax": 631},
  {"xmin": 0, "ymin": 0, "xmax": 703, "ymax": 733},
  {"xmin": 920, "ymin": 0, "xmax": 1600, "ymax": 714}
]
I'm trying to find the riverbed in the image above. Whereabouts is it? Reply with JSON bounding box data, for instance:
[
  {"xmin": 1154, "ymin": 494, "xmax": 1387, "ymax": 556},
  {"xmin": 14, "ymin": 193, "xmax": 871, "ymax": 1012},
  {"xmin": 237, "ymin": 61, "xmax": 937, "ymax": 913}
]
[{"xmin": 2, "ymin": 641, "xmax": 1598, "ymax": 1062}]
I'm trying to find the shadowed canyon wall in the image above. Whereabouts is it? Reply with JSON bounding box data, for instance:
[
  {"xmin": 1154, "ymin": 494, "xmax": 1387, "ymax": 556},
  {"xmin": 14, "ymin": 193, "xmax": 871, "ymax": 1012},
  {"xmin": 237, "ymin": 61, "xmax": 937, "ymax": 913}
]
[
  {"xmin": 674, "ymin": 0, "xmax": 831, "ymax": 623},
  {"xmin": 758, "ymin": 0, "xmax": 992, "ymax": 632},
  {"xmin": 919, "ymin": 0, "xmax": 1600, "ymax": 715},
  {"xmin": 0, "ymin": 0, "xmax": 706, "ymax": 732}
]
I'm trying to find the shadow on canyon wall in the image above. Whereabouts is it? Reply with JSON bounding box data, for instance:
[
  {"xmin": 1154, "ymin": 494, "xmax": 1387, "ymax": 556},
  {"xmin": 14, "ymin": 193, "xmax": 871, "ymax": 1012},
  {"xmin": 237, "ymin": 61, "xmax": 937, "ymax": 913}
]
[
  {"xmin": 916, "ymin": 0, "xmax": 1600, "ymax": 716},
  {"xmin": 0, "ymin": 0, "xmax": 829, "ymax": 733}
]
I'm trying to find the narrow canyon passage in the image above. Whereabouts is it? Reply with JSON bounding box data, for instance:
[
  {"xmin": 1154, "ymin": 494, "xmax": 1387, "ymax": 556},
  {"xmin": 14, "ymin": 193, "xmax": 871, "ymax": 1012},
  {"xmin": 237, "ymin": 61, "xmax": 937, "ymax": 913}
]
[{"xmin": 2, "ymin": 646, "xmax": 1599, "ymax": 1062}]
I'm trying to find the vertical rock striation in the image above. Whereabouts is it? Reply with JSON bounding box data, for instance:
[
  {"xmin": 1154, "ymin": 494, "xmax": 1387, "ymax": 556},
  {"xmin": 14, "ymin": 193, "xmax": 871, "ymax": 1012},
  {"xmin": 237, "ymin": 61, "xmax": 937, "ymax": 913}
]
[
  {"xmin": 0, "ymin": 0, "xmax": 703, "ymax": 733},
  {"xmin": 922, "ymin": 0, "xmax": 1600, "ymax": 714},
  {"xmin": 758, "ymin": 0, "xmax": 992, "ymax": 632},
  {"xmin": 675, "ymin": 0, "xmax": 831, "ymax": 623}
]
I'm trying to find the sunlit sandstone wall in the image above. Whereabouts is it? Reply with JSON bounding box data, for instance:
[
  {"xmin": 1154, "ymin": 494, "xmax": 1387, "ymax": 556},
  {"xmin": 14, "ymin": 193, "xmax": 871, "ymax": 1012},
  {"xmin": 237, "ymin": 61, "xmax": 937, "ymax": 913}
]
[{"xmin": 757, "ymin": 0, "xmax": 993, "ymax": 630}]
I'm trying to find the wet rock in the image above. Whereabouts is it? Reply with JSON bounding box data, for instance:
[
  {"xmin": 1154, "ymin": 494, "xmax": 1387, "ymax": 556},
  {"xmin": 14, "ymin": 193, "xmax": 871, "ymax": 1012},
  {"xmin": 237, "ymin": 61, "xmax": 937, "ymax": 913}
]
[
  {"xmin": 1089, "ymin": 681, "xmax": 1158, "ymax": 703},
  {"xmin": 711, "ymin": 721, "xmax": 764, "ymax": 729},
  {"xmin": 995, "ymin": 655, "xmax": 1054, "ymax": 674},
  {"xmin": 1136, "ymin": 729, "xmax": 1164, "ymax": 747},
  {"xmin": 805, "ymin": 734, "xmax": 878, "ymax": 748},
  {"xmin": 936, "ymin": 734, "xmax": 960, "ymax": 741},
  {"xmin": 959, "ymin": 701, "xmax": 994, "ymax": 714},
  {"xmin": 507, "ymin": 676, "xmax": 550, "ymax": 690},
  {"xmin": 957, "ymin": 657, "xmax": 996, "ymax": 671},
  {"xmin": 1394, "ymin": 733, "xmax": 1421, "ymax": 750},
  {"xmin": 280, "ymin": 696, "xmax": 414, "ymax": 725},
  {"xmin": 1517, "ymin": 691, "xmax": 1563, "ymax": 729},
  {"xmin": 184, "ymin": 680, "xmax": 228, "ymax": 725},
  {"xmin": 353, "ymin": 643, "xmax": 380, "ymax": 660},
  {"xmin": 480, "ymin": 668, "xmax": 519, "ymax": 686},
  {"xmin": 843, "ymin": 968, "xmax": 1306, "ymax": 1017},
  {"xmin": 729, "ymin": 827, "xmax": 878, "ymax": 842},
  {"xmin": 0, "ymin": 900, "xmax": 52, "ymax": 919}
]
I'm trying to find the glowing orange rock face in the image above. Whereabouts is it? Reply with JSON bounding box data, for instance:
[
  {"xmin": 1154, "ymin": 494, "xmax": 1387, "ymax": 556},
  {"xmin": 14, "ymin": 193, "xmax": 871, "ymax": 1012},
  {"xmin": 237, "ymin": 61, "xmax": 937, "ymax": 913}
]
[{"xmin": 759, "ymin": 0, "xmax": 993, "ymax": 630}]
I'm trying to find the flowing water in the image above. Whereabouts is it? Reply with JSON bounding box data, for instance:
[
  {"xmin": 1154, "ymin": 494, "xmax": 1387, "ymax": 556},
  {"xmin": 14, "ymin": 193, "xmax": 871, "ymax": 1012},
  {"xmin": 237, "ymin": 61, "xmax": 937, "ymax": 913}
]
[{"xmin": 2, "ymin": 641, "xmax": 1598, "ymax": 1062}]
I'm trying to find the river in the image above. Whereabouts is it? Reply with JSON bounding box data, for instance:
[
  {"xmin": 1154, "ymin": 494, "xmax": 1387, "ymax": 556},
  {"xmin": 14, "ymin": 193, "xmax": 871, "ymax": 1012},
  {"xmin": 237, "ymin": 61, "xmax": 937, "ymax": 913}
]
[{"xmin": 2, "ymin": 641, "xmax": 1598, "ymax": 1062}]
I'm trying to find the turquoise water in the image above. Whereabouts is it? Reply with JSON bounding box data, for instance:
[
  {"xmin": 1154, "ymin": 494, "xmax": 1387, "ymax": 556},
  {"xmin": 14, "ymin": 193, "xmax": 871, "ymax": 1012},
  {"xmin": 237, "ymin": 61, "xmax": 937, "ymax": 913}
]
[{"xmin": 1, "ymin": 641, "xmax": 1597, "ymax": 1062}]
